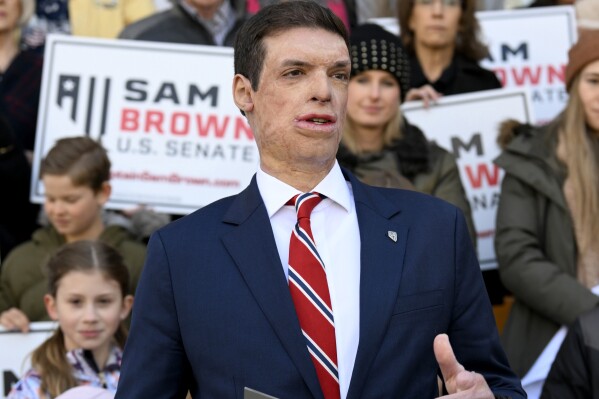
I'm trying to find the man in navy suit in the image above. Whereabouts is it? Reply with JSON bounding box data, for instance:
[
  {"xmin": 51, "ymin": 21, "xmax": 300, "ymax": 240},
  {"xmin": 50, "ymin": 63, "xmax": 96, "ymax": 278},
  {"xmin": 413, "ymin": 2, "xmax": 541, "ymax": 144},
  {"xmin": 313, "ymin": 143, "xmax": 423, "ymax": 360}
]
[{"xmin": 115, "ymin": 2, "xmax": 525, "ymax": 398}]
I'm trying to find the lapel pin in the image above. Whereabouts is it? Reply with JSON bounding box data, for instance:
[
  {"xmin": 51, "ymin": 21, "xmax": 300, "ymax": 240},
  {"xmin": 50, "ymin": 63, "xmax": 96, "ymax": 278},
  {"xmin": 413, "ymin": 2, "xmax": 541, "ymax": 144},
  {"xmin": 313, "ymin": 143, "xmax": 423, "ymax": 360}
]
[{"xmin": 387, "ymin": 231, "xmax": 397, "ymax": 243}]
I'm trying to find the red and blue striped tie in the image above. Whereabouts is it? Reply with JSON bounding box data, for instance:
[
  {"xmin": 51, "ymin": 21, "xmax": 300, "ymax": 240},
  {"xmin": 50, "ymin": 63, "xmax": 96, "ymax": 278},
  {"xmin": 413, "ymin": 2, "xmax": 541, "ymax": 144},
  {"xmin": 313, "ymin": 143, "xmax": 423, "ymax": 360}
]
[{"xmin": 288, "ymin": 192, "xmax": 340, "ymax": 399}]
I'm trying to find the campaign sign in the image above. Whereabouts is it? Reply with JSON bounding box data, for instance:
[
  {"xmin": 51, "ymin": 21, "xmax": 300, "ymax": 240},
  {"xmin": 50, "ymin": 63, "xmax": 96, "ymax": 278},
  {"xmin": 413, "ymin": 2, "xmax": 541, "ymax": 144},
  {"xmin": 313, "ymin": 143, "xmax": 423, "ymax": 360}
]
[
  {"xmin": 371, "ymin": 6, "xmax": 576, "ymax": 124},
  {"xmin": 32, "ymin": 35, "xmax": 259, "ymax": 215},
  {"xmin": 1, "ymin": 322, "xmax": 57, "ymax": 398},
  {"xmin": 479, "ymin": 6, "xmax": 577, "ymax": 124},
  {"xmin": 402, "ymin": 88, "xmax": 534, "ymax": 270}
]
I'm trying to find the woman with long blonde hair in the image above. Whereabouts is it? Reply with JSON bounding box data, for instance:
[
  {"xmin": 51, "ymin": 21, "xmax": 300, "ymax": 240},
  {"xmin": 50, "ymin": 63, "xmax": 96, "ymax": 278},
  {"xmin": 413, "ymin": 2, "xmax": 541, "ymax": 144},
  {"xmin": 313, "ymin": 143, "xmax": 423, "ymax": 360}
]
[{"xmin": 494, "ymin": 29, "xmax": 599, "ymax": 387}]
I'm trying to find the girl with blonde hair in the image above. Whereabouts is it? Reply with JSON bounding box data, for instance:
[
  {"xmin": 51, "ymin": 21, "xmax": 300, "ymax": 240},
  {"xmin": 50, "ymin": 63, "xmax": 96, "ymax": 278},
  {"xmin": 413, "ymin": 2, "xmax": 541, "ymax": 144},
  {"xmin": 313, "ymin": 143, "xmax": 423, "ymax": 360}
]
[{"xmin": 495, "ymin": 29, "xmax": 599, "ymax": 385}]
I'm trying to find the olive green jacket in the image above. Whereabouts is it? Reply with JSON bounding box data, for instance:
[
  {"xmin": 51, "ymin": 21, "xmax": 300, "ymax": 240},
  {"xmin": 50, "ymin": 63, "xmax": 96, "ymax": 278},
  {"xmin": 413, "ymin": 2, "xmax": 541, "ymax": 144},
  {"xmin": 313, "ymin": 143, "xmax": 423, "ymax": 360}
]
[
  {"xmin": 411, "ymin": 143, "xmax": 476, "ymax": 245},
  {"xmin": 337, "ymin": 120, "xmax": 476, "ymax": 246},
  {"xmin": 494, "ymin": 119, "xmax": 599, "ymax": 377},
  {"xmin": 0, "ymin": 225, "xmax": 146, "ymax": 322}
]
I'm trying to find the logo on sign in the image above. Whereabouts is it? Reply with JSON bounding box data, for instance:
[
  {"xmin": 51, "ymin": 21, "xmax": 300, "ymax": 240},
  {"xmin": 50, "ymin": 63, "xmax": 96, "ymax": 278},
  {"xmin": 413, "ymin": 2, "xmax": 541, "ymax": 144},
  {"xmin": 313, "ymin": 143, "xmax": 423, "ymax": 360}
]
[{"xmin": 56, "ymin": 74, "xmax": 111, "ymax": 137}]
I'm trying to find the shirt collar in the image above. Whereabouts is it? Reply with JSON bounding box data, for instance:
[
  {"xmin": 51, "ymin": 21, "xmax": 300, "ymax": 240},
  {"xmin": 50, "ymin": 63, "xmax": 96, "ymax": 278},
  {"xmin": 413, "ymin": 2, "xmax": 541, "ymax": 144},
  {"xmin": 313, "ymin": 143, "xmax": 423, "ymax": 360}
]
[{"xmin": 257, "ymin": 161, "xmax": 352, "ymax": 218}]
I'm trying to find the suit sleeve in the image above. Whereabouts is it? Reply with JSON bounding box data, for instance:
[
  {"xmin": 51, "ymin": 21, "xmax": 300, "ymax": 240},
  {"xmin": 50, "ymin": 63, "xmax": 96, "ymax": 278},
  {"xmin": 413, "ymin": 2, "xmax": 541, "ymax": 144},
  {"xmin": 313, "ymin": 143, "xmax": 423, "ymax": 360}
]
[
  {"xmin": 447, "ymin": 209, "xmax": 526, "ymax": 398},
  {"xmin": 495, "ymin": 174, "xmax": 599, "ymax": 325},
  {"xmin": 115, "ymin": 232, "xmax": 191, "ymax": 399}
]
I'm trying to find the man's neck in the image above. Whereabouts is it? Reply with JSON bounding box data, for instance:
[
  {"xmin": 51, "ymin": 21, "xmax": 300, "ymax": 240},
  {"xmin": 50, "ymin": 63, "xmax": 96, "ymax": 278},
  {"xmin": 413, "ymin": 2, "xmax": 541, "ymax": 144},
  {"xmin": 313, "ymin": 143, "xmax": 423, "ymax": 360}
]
[
  {"xmin": 184, "ymin": 0, "xmax": 225, "ymax": 20},
  {"xmin": 415, "ymin": 44, "xmax": 454, "ymax": 83},
  {"xmin": 260, "ymin": 161, "xmax": 335, "ymax": 193}
]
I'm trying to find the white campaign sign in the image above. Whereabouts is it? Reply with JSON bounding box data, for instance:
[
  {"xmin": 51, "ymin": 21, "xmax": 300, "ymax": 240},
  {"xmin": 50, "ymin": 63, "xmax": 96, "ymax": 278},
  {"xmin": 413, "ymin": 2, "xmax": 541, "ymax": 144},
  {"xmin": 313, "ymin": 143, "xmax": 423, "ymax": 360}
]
[
  {"xmin": 372, "ymin": 6, "xmax": 577, "ymax": 124},
  {"xmin": 32, "ymin": 35, "xmax": 259, "ymax": 215},
  {"xmin": 0, "ymin": 322, "xmax": 57, "ymax": 398},
  {"xmin": 479, "ymin": 6, "xmax": 577, "ymax": 124},
  {"xmin": 402, "ymin": 88, "xmax": 534, "ymax": 270}
]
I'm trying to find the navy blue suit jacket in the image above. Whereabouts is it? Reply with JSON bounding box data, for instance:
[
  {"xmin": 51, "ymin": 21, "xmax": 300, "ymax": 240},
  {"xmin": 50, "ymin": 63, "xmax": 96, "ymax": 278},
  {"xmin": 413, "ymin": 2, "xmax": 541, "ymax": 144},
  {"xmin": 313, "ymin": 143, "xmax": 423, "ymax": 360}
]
[{"xmin": 116, "ymin": 171, "xmax": 524, "ymax": 398}]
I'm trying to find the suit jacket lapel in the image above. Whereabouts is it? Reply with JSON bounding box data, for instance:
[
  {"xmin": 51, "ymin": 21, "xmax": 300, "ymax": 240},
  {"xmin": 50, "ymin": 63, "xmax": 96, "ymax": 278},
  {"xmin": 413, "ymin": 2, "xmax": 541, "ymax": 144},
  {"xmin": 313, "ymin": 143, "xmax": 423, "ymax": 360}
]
[
  {"xmin": 221, "ymin": 177, "xmax": 324, "ymax": 399},
  {"xmin": 345, "ymin": 174, "xmax": 409, "ymax": 399}
]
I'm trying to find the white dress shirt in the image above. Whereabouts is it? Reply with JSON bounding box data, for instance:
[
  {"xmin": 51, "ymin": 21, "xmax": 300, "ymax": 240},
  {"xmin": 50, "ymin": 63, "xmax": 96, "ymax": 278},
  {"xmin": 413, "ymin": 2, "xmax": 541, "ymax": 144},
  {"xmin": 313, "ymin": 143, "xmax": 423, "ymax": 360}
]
[{"xmin": 256, "ymin": 162, "xmax": 361, "ymax": 399}]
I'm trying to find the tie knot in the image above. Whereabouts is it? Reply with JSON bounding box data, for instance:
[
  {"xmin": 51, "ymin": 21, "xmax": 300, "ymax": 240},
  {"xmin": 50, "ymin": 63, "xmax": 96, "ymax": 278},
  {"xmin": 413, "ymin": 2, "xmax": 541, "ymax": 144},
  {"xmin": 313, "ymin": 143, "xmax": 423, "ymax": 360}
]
[{"xmin": 290, "ymin": 192, "xmax": 324, "ymax": 220}]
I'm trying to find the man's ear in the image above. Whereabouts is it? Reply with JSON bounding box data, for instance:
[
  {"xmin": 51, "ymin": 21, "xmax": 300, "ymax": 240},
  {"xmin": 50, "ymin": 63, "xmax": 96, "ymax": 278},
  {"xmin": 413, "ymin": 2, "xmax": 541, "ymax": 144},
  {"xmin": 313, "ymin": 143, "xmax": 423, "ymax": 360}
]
[{"xmin": 232, "ymin": 74, "xmax": 255, "ymax": 115}]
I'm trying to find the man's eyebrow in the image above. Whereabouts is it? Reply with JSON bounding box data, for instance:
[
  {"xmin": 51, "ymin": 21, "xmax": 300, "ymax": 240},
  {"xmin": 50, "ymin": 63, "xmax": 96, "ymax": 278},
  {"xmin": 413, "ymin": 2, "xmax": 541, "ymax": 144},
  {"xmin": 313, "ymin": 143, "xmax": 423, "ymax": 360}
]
[
  {"xmin": 279, "ymin": 59, "xmax": 351, "ymax": 68},
  {"xmin": 332, "ymin": 60, "xmax": 351, "ymax": 69},
  {"xmin": 280, "ymin": 59, "xmax": 311, "ymax": 68}
]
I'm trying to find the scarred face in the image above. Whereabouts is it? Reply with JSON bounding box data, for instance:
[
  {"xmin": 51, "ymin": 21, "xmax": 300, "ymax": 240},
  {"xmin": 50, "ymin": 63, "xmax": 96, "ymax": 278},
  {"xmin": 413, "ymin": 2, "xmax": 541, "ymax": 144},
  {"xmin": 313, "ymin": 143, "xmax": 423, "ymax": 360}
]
[{"xmin": 234, "ymin": 27, "xmax": 350, "ymax": 177}]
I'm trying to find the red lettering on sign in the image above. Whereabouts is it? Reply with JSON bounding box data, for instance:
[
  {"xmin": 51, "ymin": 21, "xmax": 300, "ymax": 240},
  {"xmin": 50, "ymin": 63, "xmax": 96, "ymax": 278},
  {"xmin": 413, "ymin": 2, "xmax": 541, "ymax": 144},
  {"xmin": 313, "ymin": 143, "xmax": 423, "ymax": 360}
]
[
  {"xmin": 512, "ymin": 66, "xmax": 542, "ymax": 86},
  {"xmin": 121, "ymin": 109, "xmax": 139, "ymax": 131},
  {"xmin": 196, "ymin": 114, "xmax": 229, "ymax": 138},
  {"xmin": 465, "ymin": 163, "xmax": 500, "ymax": 189},
  {"xmin": 171, "ymin": 112, "xmax": 190, "ymax": 136},
  {"xmin": 547, "ymin": 64, "xmax": 565, "ymax": 84},
  {"xmin": 119, "ymin": 108, "xmax": 254, "ymax": 140},
  {"xmin": 145, "ymin": 110, "xmax": 164, "ymax": 133}
]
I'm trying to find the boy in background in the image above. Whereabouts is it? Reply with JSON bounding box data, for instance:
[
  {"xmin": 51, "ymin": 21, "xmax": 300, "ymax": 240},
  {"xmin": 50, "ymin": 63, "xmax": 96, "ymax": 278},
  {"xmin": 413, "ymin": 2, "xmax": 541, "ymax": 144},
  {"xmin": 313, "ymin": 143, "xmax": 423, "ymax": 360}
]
[{"xmin": 0, "ymin": 136, "xmax": 146, "ymax": 332}]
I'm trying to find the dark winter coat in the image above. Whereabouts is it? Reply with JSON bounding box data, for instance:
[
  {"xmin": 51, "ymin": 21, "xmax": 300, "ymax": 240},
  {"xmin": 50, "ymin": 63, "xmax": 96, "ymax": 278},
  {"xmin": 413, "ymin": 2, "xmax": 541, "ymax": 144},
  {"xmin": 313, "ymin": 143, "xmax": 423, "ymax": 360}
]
[
  {"xmin": 494, "ymin": 119, "xmax": 599, "ymax": 377},
  {"xmin": 119, "ymin": 0, "xmax": 247, "ymax": 46},
  {"xmin": 410, "ymin": 53, "xmax": 502, "ymax": 96},
  {"xmin": 337, "ymin": 119, "xmax": 476, "ymax": 246},
  {"xmin": 542, "ymin": 306, "xmax": 599, "ymax": 399}
]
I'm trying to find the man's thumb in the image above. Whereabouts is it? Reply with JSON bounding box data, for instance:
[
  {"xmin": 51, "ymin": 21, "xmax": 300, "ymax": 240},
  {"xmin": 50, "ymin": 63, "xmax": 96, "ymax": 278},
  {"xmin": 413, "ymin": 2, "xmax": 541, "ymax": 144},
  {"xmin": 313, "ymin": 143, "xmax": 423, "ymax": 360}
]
[{"xmin": 434, "ymin": 334, "xmax": 464, "ymax": 386}]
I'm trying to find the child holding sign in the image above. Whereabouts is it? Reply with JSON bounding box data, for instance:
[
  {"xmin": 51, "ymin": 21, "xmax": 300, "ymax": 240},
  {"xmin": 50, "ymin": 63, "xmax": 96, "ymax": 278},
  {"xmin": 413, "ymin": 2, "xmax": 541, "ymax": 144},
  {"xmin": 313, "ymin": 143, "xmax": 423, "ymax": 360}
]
[{"xmin": 7, "ymin": 240, "xmax": 133, "ymax": 398}]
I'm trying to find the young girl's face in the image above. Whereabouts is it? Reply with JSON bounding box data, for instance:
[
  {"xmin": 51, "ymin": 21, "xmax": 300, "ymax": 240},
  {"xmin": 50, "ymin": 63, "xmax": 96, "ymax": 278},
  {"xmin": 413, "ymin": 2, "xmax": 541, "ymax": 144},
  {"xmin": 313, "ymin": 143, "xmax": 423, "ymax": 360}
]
[{"xmin": 45, "ymin": 270, "xmax": 133, "ymax": 360}]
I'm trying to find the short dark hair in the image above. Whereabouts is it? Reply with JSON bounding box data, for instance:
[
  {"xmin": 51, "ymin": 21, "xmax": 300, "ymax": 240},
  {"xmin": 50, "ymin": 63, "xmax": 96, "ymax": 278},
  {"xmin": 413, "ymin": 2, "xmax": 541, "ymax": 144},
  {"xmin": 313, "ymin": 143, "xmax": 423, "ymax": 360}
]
[
  {"xmin": 398, "ymin": 0, "xmax": 489, "ymax": 62},
  {"xmin": 40, "ymin": 136, "xmax": 111, "ymax": 192},
  {"xmin": 234, "ymin": 0, "xmax": 349, "ymax": 91}
]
